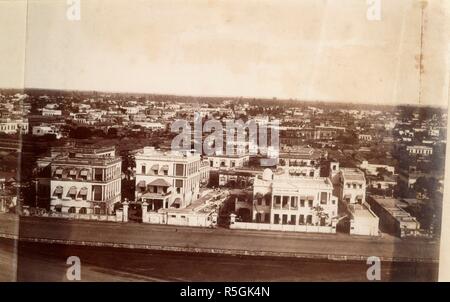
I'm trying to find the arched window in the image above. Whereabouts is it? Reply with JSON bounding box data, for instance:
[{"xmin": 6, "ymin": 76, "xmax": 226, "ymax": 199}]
[
  {"xmin": 68, "ymin": 207, "xmax": 76, "ymax": 213},
  {"xmin": 79, "ymin": 207, "xmax": 87, "ymax": 214}
]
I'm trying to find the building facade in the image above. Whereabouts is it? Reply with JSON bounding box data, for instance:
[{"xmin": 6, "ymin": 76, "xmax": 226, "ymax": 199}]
[
  {"xmin": 367, "ymin": 195, "xmax": 420, "ymax": 237},
  {"xmin": 42, "ymin": 145, "xmax": 122, "ymax": 215},
  {"xmin": 406, "ymin": 145, "xmax": 433, "ymax": 156},
  {"xmin": 335, "ymin": 168, "xmax": 366, "ymax": 204},
  {"xmin": 134, "ymin": 147, "xmax": 201, "ymax": 210},
  {"xmin": 252, "ymin": 169, "xmax": 338, "ymax": 227},
  {"xmin": 0, "ymin": 118, "xmax": 28, "ymax": 134}
]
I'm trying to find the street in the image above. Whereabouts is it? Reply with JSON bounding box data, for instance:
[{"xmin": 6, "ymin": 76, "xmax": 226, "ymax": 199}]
[{"xmin": 0, "ymin": 214, "xmax": 440, "ymax": 262}]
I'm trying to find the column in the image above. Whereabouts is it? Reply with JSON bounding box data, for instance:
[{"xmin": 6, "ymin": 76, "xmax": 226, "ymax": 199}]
[
  {"xmin": 230, "ymin": 213, "xmax": 236, "ymax": 225},
  {"xmin": 122, "ymin": 199, "xmax": 129, "ymax": 222},
  {"xmin": 142, "ymin": 201, "xmax": 148, "ymax": 223}
]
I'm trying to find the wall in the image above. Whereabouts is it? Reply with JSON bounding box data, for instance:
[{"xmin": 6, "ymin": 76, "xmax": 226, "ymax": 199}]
[{"xmin": 230, "ymin": 221, "xmax": 336, "ymax": 233}]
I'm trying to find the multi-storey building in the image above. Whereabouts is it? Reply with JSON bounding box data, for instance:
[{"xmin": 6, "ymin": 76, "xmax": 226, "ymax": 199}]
[
  {"xmin": 406, "ymin": 145, "xmax": 433, "ymax": 156},
  {"xmin": 252, "ymin": 169, "xmax": 338, "ymax": 227},
  {"xmin": 206, "ymin": 154, "xmax": 249, "ymax": 170},
  {"xmin": 277, "ymin": 147, "xmax": 323, "ymax": 177},
  {"xmin": 0, "ymin": 117, "xmax": 28, "ymax": 134},
  {"xmin": 38, "ymin": 145, "xmax": 122, "ymax": 215},
  {"xmin": 334, "ymin": 168, "xmax": 366, "ymax": 204},
  {"xmin": 358, "ymin": 160, "xmax": 395, "ymax": 176},
  {"xmin": 134, "ymin": 147, "xmax": 201, "ymax": 210}
]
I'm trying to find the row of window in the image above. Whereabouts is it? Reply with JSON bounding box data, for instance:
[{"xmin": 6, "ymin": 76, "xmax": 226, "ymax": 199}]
[
  {"xmin": 256, "ymin": 195, "xmax": 335, "ymax": 207},
  {"xmin": 0, "ymin": 124, "xmax": 28, "ymax": 131},
  {"xmin": 53, "ymin": 167, "xmax": 120, "ymax": 181},
  {"xmin": 58, "ymin": 207, "xmax": 104, "ymax": 215},
  {"xmin": 53, "ymin": 185, "xmax": 103, "ymax": 201},
  {"xmin": 141, "ymin": 165, "xmax": 169, "ymax": 176},
  {"xmin": 254, "ymin": 213, "xmax": 316, "ymax": 225},
  {"xmin": 273, "ymin": 193, "xmax": 330, "ymax": 206},
  {"xmin": 280, "ymin": 160, "xmax": 316, "ymax": 166},
  {"xmin": 346, "ymin": 183, "xmax": 364, "ymax": 189},
  {"xmin": 140, "ymin": 163, "xmax": 200, "ymax": 177}
]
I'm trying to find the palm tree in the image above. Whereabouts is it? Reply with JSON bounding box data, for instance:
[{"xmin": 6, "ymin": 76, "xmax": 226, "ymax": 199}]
[{"xmin": 312, "ymin": 205, "xmax": 329, "ymax": 226}]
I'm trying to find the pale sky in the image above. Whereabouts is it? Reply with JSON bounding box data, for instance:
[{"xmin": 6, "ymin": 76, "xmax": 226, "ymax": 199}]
[{"xmin": 1, "ymin": 0, "xmax": 449, "ymax": 106}]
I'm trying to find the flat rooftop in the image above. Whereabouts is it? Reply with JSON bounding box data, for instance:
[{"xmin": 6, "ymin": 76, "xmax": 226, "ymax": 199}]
[
  {"xmin": 135, "ymin": 147, "xmax": 201, "ymax": 161},
  {"xmin": 348, "ymin": 203, "xmax": 378, "ymax": 219},
  {"xmin": 341, "ymin": 168, "xmax": 366, "ymax": 182},
  {"xmin": 271, "ymin": 176, "xmax": 333, "ymax": 191}
]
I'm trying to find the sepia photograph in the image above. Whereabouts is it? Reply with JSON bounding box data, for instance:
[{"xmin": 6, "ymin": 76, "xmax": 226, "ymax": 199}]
[{"xmin": 0, "ymin": 0, "xmax": 449, "ymax": 286}]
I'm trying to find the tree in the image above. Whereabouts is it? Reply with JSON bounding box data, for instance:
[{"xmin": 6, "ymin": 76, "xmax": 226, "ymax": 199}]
[
  {"xmin": 69, "ymin": 127, "xmax": 92, "ymax": 139},
  {"xmin": 312, "ymin": 205, "xmax": 329, "ymax": 226},
  {"xmin": 413, "ymin": 177, "xmax": 439, "ymax": 199},
  {"xmin": 107, "ymin": 127, "xmax": 118, "ymax": 138}
]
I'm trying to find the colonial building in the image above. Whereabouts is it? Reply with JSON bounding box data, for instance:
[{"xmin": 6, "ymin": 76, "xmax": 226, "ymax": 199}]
[
  {"xmin": 358, "ymin": 160, "xmax": 395, "ymax": 176},
  {"xmin": 277, "ymin": 147, "xmax": 323, "ymax": 178},
  {"xmin": 206, "ymin": 154, "xmax": 249, "ymax": 170},
  {"xmin": 334, "ymin": 167, "xmax": 366, "ymax": 204},
  {"xmin": 134, "ymin": 147, "xmax": 201, "ymax": 210},
  {"xmin": 38, "ymin": 145, "xmax": 122, "ymax": 215},
  {"xmin": 406, "ymin": 145, "xmax": 433, "ymax": 156},
  {"xmin": 252, "ymin": 169, "xmax": 338, "ymax": 227},
  {"xmin": 0, "ymin": 117, "xmax": 28, "ymax": 134},
  {"xmin": 32, "ymin": 125, "xmax": 62, "ymax": 139}
]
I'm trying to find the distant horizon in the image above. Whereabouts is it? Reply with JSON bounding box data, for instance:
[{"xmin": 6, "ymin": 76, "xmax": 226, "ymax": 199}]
[{"xmin": 2, "ymin": 86, "xmax": 447, "ymax": 110}]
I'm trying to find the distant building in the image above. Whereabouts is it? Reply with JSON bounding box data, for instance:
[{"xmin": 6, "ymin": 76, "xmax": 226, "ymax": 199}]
[
  {"xmin": 358, "ymin": 160, "xmax": 395, "ymax": 176},
  {"xmin": 42, "ymin": 108, "xmax": 62, "ymax": 116},
  {"xmin": 32, "ymin": 125, "xmax": 62, "ymax": 139},
  {"xmin": 367, "ymin": 175, "xmax": 397, "ymax": 196},
  {"xmin": 0, "ymin": 118, "xmax": 28, "ymax": 134},
  {"xmin": 207, "ymin": 154, "xmax": 249, "ymax": 170},
  {"xmin": 406, "ymin": 145, "xmax": 433, "ymax": 156},
  {"xmin": 133, "ymin": 121, "xmax": 165, "ymax": 130},
  {"xmin": 358, "ymin": 134, "xmax": 372, "ymax": 141},
  {"xmin": 367, "ymin": 196, "xmax": 420, "ymax": 237}
]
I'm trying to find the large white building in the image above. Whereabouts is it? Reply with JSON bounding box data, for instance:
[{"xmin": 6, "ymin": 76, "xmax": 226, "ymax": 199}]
[
  {"xmin": 252, "ymin": 169, "xmax": 338, "ymax": 228},
  {"xmin": 207, "ymin": 154, "xmax": 249, "ymax": 170},
  {"xmin": 134, "ymin": 147, "xmax": 202, "ymax": 210},
  {"xmin": 358, "ymin": 160, "xmax": 395, "ymax": 176},
  {"xmin": 42, "ymin": 108, "xmax": 62, "ymax": 116},
  {"xmin": 347, "ymin": 203, "xmax": 379, "ymax": 236},
  {"xmin": 277, "ymin": 147, "xmax": 323, "ymax": 178},
  {"xmin": 32, "ymin": 125, "xmax": 62, "ymax": 139},
  {"xmin": 41, "ymin": 145, "xmax": 122, "ymax": 215},
  {"xmin": 406, "ymin": 145, "xmax": 433, "ymax": 156},
  {"xmin": 0, "ymin": 118, "xmax": 28, "ymax": 134}
]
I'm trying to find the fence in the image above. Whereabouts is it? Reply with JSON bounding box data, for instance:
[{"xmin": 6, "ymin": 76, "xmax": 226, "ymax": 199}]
[
  {"xmin": 230, "ymin": 221, "xmax": 336, "ymax": 233},
  {"xmin": 26, "ymin": 211, "xmax": 122, "ymax": 222}
]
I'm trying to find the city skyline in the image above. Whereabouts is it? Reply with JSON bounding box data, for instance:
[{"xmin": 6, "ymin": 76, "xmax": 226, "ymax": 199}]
[{"xmin": 1, "ymin": 0, "xmax": 449, "ymax": 107}]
